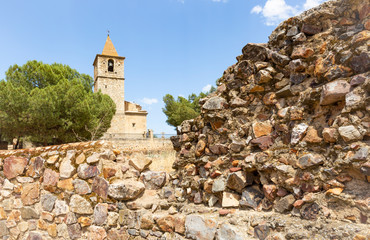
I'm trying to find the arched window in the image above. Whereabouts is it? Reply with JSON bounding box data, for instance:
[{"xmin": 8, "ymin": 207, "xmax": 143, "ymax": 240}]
[{"xmin": 108, "ymin": 59, "xmax": 114, "ymax": 72}]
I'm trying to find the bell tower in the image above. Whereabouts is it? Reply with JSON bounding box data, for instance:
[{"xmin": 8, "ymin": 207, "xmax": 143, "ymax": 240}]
[{"xmin": 93, "ymin": 35, "xmax": 126, "ymax": 136}]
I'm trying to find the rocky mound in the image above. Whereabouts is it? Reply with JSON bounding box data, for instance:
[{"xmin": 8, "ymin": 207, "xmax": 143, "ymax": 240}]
[{"xmin": 172, "ymin": 0, "xmax": 369, "ymax": 224}]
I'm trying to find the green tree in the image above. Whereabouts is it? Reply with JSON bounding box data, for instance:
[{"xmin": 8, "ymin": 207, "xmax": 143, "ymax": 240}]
[
  {"xmin": 162, "ymin": 86, "xmax": 216, "ymax": 127},
  {"xmin": 0, "ymin": 60, "xmax": 116, "ymax": 146}
]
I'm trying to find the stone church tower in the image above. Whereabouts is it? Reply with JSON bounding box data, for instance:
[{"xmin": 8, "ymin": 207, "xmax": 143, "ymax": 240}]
[{"xmin": 93, "ymin": 35, "xmax": 147, "ymax": 139}]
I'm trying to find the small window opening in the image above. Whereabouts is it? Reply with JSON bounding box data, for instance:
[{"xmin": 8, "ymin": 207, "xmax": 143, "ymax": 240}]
[
  {"xmin": 105, "ymin": 85, "xmax": 107, "ymax": 89},
  {"xmin": 108, "ymin": 59, "xmax": 114, "ymax": 72},
  {"xmin": 132, "ymin": 123, "xmax": 136, "ymax": 127}
]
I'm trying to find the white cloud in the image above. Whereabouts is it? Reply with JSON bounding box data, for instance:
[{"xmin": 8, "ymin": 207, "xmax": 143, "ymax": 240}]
[
  {"xmin": 303, "ymin": 0, "xmax": 324, "ymax": 10},
  {"xmin": 251, "ymin": 5, "xmax": 263, "ymax": 14},
  {"xmin": 202, "ymin": 84, "xmax": 212, "ymax": 93},
  {"xmin": 251, "ymin": 0, "xmax": 299, "ymax": 26},
  {"xmin": 141, "ymin": 98, "xmax": 158, "ymax": 105},
  {"xmin": 212, "ymin": 0, "xmax": 228, "ymax": 2},
  {"xmin": 251, "ymin": 0, "xmax": 327, "ymax": 26}
]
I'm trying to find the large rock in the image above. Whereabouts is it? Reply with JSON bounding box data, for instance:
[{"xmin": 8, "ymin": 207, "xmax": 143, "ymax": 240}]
[
  {"xmin": 216, "ymin": 224, "xmax": 244, "ymax": 240},
  {"xmin": 92, "ymin": 177, "xmax": 109, "ymax": 199},
  {"xmin": 202, "ymin": 96, "xmax": 227, "ymax": 110},
  {"xmin": 108, "ymin": 179, "xmax": 145, "ymax": 200},
  {"xmin": 156, "ymin": 215, "xmax": 175, "ymax": 233},
  {"xmin": 53, "ymin": 200, "xmax": 69, "ymax": 216},
  {"xmin": 0, "ymin": 221, "xmax": 9, "ymax": 237},
  {"xmin": 3, "ymin": 156, "xmax": 28, "ymax": 179},
  {"xmin": 73, "ymin": 179, "xmax": 91, "ymax": 195},
  {"xmin": 242, "ymin": 43, "xmax": 268, "ymax": 61},
  {"xmin": 240, "ymin": 186, "xmax": 264, "ymax": 210},
  {"xmin": 291, "ymin": 123, "xmax": 308, "ymax": 145},
  {"xmin": 70, "ymin": 195, "xmax": 93, "ymax": 215},
  {"xmin": 253, "ymin": 121, "xmax": 272, "ymax": 138},
  {"xmin": 129, "ymin": 157, "xmax": 152, "ymax": 172},
  {"xmin": 227, "ymin": 171, "xmax": 251, "ymax": 192},
  {"xmin": 338, "ymin": 125, "xmax": 362, "ymax": 142},
  {"xmin": 21, "ymin": 182, "xmax": 40, "ymax": 205},
  {"xmin": 320, "ymin": 80, "xmax": 350, "ymax": 105},
  {"xmin": 185, "ymin": 215, "xmax": 217, "ymax": 240},
  {"xmin": 141, "ymin": 171, "xmax": 167, "ymax": 189},
  {"xmin": 94, "ymin": 203, "xmax": 108, "ymax": 226},
  {"xmin": 77, "ymin": 163, "xmax": 100, "ymax": 179},
  {"xmin": 59, "ymin": 156, "xmax": 76, "ymax": 179},
  {"xmin": 297, "ymin": 153, "xmax": 324, "ymax": 169},
  {"xmin": 41, "ymin": 194, "xmax": 57, "ymax": 212},
  {"xmin": 222, "ymin": 192, "xmax": 240, "ymax": 208},
  {"xmin": 43, "ymin": 168, "xmax": 59, "ymax": 187}
]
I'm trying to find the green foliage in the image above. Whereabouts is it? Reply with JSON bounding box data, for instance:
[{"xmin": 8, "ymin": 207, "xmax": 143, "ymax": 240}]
[
  {"xmin": 162, "ymin": 86, "xmax": 216, "ymax": 127},
  {"xmin": 0, "ymin": 60, "xmax": 115, "ymax": 145}
]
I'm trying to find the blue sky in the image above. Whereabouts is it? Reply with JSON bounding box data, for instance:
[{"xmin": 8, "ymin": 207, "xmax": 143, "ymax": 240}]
[{"xmin": 0, "ymin": 0, "xmax": 326, "ymax": 134}]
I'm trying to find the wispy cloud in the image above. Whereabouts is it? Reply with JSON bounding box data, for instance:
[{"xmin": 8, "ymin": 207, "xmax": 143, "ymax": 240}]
[
  {"xmin": 202, "ymin": 84, "xmax": 212, "ymax": 93},
  {"xmin": 251, "ymin": 0, "xmax": 326, "ymax": 26},
  {"xmin": 141, "ymin": 98, "xmax": 158, "ymax": 105}
]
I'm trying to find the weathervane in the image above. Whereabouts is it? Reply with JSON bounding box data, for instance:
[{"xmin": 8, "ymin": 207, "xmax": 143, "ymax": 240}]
[{"xmin": 107, "ymin": 30, "xmax": 110, "ymax": 36}]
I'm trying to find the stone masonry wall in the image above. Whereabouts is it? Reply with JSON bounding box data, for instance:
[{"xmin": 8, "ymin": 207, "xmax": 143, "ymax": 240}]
[{"xmin": 169, "ymin": 0, "xmax": 370, "ymax": 237}]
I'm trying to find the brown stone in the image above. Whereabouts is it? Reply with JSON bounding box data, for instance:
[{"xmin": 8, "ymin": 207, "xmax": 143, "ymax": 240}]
[
  {"xmin": 140, "ymin": 215, "xmax": 154, "ymax": 230},
  {"xmin": 92, "ymin": 177, "xmax": 109, "ymax": 199},
  {"xmin": 3, "ymin": 156, "xmax": 28, "ymax": 179},
  {"xmin": 0, "ymin": 207, "xmax": 7, "ymax": 220},
  {"xmin": 209, "ymin": 144, "xmax": 228, "ymax": 155},
  {"xmin": 302, "ymin": 127, "xmax": 322, "ymax": 143},
  {"xmin": 47, "ymin": 223, "xmax": 57, "ymax": 237},
  {"xmin": 291, "ymin": 47, "xmax": 314, "ymax": 59},
  {"xmin": 195, "ymin": 140, "xmax": 207, "ymax": 157},
  {"xmin": 26, "ymin": 156, "xmax": 44, "ymax": 178},
  {"xmin": 77, "ymin": 163, "xmax": 100, "ymax": 179},
  {"xmin": 75, "ymin": 153, "xmax": 85, "ymax": 164},
  {"xmin": 174, "ymin": 215, "xmax": 185, "ymax": 235},
  {"xmin": 57, "ymin": 178, "xmax": 74, "ymax": 191},
  {"xmin": 219, "ymin": 209, "xmax": 231, "ymax": 216},
  {"xmin": 43, "ymin": 168, "xmax": 59, "ymax": 187},
  {"xmin": 185, "ymin": 163, "xmax": 197, "ymax": 176},
  {"xmin": 253, "ymin": 121, "xmax": 272, "ymax": 138},
  {"xmin": 293, "ymin": 200, "xmax": 304, "ymax": 209},
  {"xmin": 37, "ymin": 219, "xmax": 48, "ymax": 230},
  {"xmin": 301, "ymin": 24, "xmax": 321, "ymax": 35},
  {"xmin": 297, "ymin": 153, "xmax": 324, "ymax": 169},
  {"xmin": 320, "ymin": 79, "xmax": 350, "ymax": 105},
  {"xmin": 325, "ymin": 188, "xmax": 343, "ymax": 195},
  {"xmin": 262, "ymin": 92, "xmax": 276, "ymax": 105},
  {"xmin": 263, "ymin": 184, "xmax": 277, "ymax": 201},
  {"xmin": 157, "ymin": 215, "xmax": 175, "ymax": 232},
  {"xmin": 21, "ymin": 182, "xmax": 40, "ymax": 206},
  {"xmin": 251, "ymin": 136, "xmax": 274, "ymax": 150},
  {"xmin": 103, "ymin": 167, "xmax": 117, "ymax": 179},
  {"xmin": 78, "ymin": 217, "xmax": 92, "ymax": 227},
  {"xmin": 322, "ymin": 128, "xmax": 338, "ymax": 143},
  {"xmin": 210, "ymin": 170, "xmax": 222, "ymax": 178}
]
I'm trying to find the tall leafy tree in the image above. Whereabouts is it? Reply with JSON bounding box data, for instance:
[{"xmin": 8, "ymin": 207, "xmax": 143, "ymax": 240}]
[
  {"xmin": 0, "ymin": 60, "xmax": 116, "ymax": 146},
  {"xmin": 162, "ymin": 86, "xmax": 216, "ymax": 127}
]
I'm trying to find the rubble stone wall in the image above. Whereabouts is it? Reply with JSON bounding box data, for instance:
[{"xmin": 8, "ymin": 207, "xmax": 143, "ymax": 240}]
[{"xmin": 170, "ymin": 0, "xmax": 370, "ymax": 236}]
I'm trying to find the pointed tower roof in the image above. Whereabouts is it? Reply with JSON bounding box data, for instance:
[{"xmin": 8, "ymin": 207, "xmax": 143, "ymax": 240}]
[{"xmin": 102, "ymin": 35, "xmax": 118, "ymax": 56}]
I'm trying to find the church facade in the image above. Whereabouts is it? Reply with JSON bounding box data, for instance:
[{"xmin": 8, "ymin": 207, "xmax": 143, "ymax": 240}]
[{"xmin": 93, "ymin": 36, "xmax": 148, "ymax": 139}]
